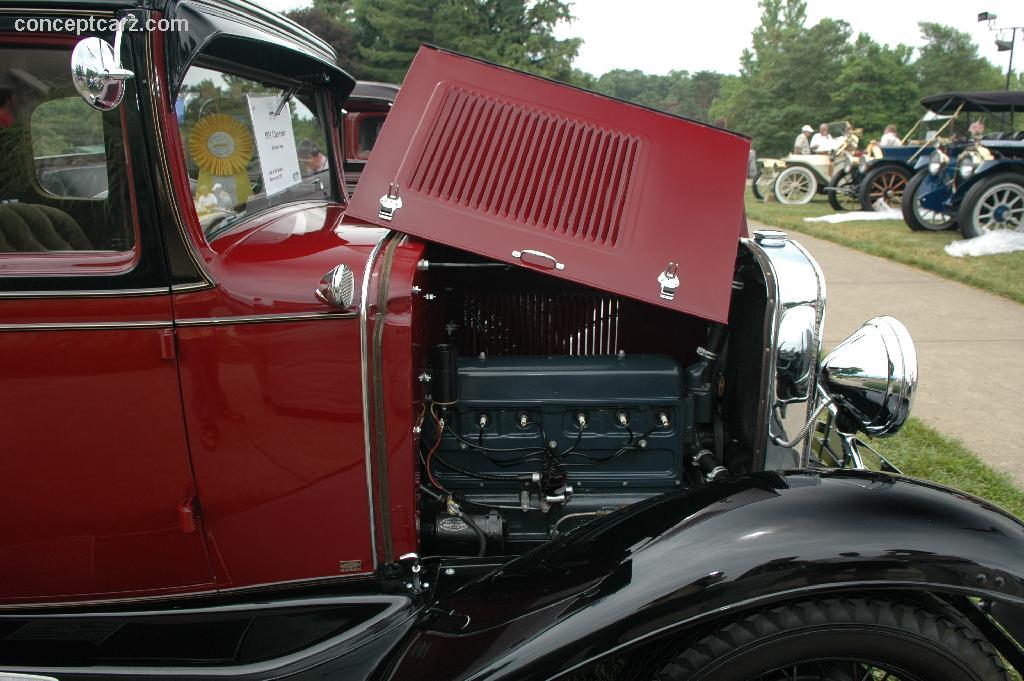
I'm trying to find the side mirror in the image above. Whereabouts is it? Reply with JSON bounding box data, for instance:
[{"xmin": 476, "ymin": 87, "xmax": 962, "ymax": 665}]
[
  {"xmin": 820, "ymin": 316, "xmax": 917, "ymax": 437},
  {"xmin": 71, "ymin": 19, "xmax": 134, "ymax": 111}
]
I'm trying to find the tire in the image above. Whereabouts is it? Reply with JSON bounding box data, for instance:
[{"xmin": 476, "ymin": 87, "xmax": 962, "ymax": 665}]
[
  {"xmin": 902, "ymin": 169, "xmax": 957, "ymax": 232},
  {"xmin": 859, "ymin": 164, "xmax": 911, "ymax": 211},
  {"xmin": 827, "ymin": 169, "xmax": 860, "ymax": 212},
  {"xmin": 751, "ymin": 169, "xmax": 775, "ymax": 200},
  {"xmin": 773, "ymin": 166, "xmax": 817, "ymax": 205},
  {"xmin": 957, "ymin": 172, "xmax": 1024, "ymax": 238},
  {"xmin": 657, "ymin": 596, "xmax": 1009, "ymax": 681}
]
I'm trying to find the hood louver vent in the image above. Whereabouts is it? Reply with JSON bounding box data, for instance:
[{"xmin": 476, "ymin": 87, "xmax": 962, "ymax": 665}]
[{"xmin": 408, "ymin": 87, "xmax": 641, "ymax": 247}]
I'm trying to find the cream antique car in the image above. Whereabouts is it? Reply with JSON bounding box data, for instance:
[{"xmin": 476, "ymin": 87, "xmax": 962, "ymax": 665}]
[{"xmin": 752, "ymin": 122, "xmax": 860, "ymax": 206}]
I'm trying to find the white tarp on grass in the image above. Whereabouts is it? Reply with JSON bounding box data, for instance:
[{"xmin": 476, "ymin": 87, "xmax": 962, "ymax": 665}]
[
  {"xmin": 945, "ymin": 230, "xmax": 1024, "ymax": 257},
  {"xmin": 803, "ymin": 207, "xmax": 902, "ymax": 224}
]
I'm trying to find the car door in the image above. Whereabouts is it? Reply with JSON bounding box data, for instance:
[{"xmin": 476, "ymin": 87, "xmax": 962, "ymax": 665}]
[
  {"xmin": 348, "ymin": 46, "xmax": 751, "ymax": 324},
  {"xmin": 0, "ymin": 31, "xmax": 213, "ymax": 604}
]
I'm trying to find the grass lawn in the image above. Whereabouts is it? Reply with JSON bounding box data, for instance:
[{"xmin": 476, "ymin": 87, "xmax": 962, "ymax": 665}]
[
  {"xmin": 866, "ymin": 418, "xmax": 1024, "ymax": 519},
  {"xmin": 744, "ymin": 193, "xmax": 1024, "ymax": 305}
]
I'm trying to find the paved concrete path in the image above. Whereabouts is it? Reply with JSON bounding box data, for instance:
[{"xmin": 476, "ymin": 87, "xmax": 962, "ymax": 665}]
[{"xmin": 751, "ymin": 223, "xmax": 1024, "ymax": 485}]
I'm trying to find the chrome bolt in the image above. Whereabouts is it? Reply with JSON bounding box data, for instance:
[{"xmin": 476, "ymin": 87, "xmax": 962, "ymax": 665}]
[
  {"xmin": 622, "ymin": 481, "xmax": 629, "ymax": 487},
  {"xmin": 445, "ymin": 568, "xmax": 456, "ymax": 576},
  {"xmin": 638, "ymin": 439, "xmax": 648, "ymax": 449},
  {"xmin": 548, "ymin": 440, "xmax": 558, "ymax": 450}
]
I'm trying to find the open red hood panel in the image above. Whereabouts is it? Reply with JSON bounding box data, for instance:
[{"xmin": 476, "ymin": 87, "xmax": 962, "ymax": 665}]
[{"xmin": 348, "ymin": 46, "xmax": 750, "ymax": 322}]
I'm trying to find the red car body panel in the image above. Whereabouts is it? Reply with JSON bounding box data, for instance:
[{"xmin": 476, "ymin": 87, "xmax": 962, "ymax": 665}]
[
  {"xmin": 0, "ymin": 295, "xmax": 215, "ymax": 604},
  {"xmin": 349, "ymin": 46, "xmax": 750, "ymax": 323},
  {"xmin": 171, "ymin": 206, "xmax": 388, "ymax": 589}
]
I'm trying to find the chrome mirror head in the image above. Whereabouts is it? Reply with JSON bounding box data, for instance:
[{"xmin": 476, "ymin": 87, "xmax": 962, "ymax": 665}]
[
  {"xmin": 71, "ymin": 32, "xmax": 134, "ymax": 111},
  {"xmin": 315, "ymin": 264, "xmax": 356, "ymax": 310},
  {"xmin": 820, "ymin": 316, "xmax": 917, "ymax": 437}
]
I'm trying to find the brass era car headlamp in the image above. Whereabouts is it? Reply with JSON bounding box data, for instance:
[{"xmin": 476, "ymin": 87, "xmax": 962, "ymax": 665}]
[
  {"xmin": 959, "ymin": 151, "xmax": 982, "ymax": 179},
  {"xmin": 928, "ymin": 150, "xmax": 949, "ymax": 176}
]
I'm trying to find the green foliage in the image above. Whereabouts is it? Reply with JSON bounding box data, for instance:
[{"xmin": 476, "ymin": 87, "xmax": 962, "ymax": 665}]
[
  {"xmin": 350, "ymin": 0, "xmax": 580, "ymax": 84},
  {"xmin": 711, "ymin": 1, "xmax": 1013, "ymax": 156},
  {"xmin": 352, "ymin": 0, "xmax": 437, "ymax": 83},
  {"xmin": 712, "ymin": 0, "xmax": 854, "ymax": 155},
  {"xmin": 916, "ymin": 22, "xmax": 1004, "ymax": 95},
  {"xmin": 285, "ymin": 3, "xmax": 360, "ymax": 74},
  {"xmin": 29, "ymin": 97, "xmax": 103, "ymax": 157},
  {"xmin": 830, "ymin": 34, "xmax": 919, "ymax": 139},
  {"xmin": 593, "ymin": 69, "xmax": 725, "ymax": 123}
]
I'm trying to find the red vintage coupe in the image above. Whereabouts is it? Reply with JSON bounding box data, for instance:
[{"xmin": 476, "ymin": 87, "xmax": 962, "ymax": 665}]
[{"xmin": 0, "ymin": 2, "xmax": 1022, "ymax": 680}]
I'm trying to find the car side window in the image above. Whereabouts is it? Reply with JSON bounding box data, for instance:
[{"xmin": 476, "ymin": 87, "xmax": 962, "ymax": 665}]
[
  {"xmin": 356, "ymin": 114, "xmax": 386, "ymax": 159},
  {"xmin": 0, "ymin": 45, "xmax": 135, "ymax": 255}
]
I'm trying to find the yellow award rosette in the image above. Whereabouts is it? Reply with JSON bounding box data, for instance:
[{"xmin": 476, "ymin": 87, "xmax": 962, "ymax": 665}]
[{"xmin": 188, "ymin": 113, "xmax": 254, "ymax": 214}]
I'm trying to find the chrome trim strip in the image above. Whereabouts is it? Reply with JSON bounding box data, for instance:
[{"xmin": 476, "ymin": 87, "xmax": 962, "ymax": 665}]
[
  {"xmin": 0, "ymin": 572, "xmax": 376, "ymax": 612},
  {"xmin": 360, "ymin": 231, "xmax": 391, "ymax": 571},
  {"xmin": 0, "ymin": 320, "xmax": 171, "ymax": 332},
  {"xmin": 0, "ymin": 587, "xmax": 217, "ymax": 611},
  {"xmin": 174, "ymin": 310, "xmax": 357, "ymax": 327},
  {"xmin": 0, "ymin": 287, "xmax": 167, "ymax": 299},
  {"xmin": 171, "ymin": 281, "xmax": 212, "ymax": 293}
]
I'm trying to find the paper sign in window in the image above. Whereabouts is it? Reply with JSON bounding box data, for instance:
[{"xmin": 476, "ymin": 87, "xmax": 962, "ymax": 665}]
[{"xmin": 247, "ymin": 95, "xmax": 302, "ymax": 197}]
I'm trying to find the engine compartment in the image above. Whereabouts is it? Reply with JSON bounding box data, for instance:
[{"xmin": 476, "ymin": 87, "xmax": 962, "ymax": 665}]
[{"xmin": 401, "ymin": 244, "xmax": 757, "ymax": 557}]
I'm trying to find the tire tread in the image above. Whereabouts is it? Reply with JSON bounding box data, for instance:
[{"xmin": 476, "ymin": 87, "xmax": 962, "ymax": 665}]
[{"xmin": 657, "ymin": 596, "xmax": 1009, "ymax": 681}]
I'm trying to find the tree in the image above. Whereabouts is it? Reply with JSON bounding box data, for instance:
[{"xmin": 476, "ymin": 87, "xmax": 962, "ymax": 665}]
[
  {"xmin": 352, "ymin": 0, "xmax": 580, "ymax": 85},
  {"xmin": 711, "ymin": 0, "xmax": 852, "ymax": 155},
  {"xmin": 916, "ymin": 22, "xmax": 1004, "ymax": 95},
  {"xmin": 831, "ymin": 34, "xmax": 919, "ymax": 140},
  {"xmin": 352, "ymin": 0, "xmax": 438, "ymax": 83},
  {"xmin": 432, "ymin": 0, "xmax": 581, "ymax": 82},
  {"xmin": 286, "ymin": 3, "xmax": 361, "ymax": 75}
]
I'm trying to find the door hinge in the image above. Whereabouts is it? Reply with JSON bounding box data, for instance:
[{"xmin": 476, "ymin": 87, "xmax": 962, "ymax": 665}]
[{"xmin": 158, "ymin": 328, "xmax": 176, "ymax": 360}]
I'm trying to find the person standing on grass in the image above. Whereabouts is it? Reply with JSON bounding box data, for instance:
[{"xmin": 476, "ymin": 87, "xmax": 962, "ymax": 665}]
[
  {"xmin": 794, "ymin": 124, "xmax": 813, "ymax": 154},
  {"xmin": 881, "ymin": 124, "xmax": 902, "ymax": 146}
]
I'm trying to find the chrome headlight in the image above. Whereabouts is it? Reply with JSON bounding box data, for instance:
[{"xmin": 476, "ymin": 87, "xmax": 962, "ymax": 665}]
[
  {"xmin": 820, "ymin": 316, "xmax": 917, "ymax": 437},
  {"xmin": 927, "ymin": 150, "xmax": 948, "ymax": 176},
  {"xmin": 958, "ymin": 151, "xmax": 980, "ymax": 179}
]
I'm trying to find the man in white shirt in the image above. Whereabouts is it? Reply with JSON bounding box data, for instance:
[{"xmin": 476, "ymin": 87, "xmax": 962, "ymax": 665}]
[
  {"xmin": 794, "ymin": 125, "xmax": 813, "ymax": 154},
  {"xmin": 880, "ymin": 124, "xmax": 902, "ymax": 146},
  {"xmin": 810, "ymin": 123, "xmax": 833, "ymax": 153}
]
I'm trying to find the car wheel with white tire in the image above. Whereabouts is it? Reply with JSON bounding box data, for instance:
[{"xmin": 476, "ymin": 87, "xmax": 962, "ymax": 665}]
[
  {"xmin": 773, "ymin": 165, "xmax": 817, "ymax": 205},
  {"xmin": 957, "ymin": 172, "xmax": 1024, "ymax": 238}
]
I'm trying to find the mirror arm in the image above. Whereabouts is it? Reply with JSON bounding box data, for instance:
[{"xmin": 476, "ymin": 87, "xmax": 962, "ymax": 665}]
[{"xmin": 105, "ymin": 16, "xmax": 135, "ymax": 81}]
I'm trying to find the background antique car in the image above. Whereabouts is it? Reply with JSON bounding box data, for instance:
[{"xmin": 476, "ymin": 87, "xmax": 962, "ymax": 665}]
[
  {"xmin": 845, "ymin": 110, "xmax": 950, "ymax": 213},
  {"xmin": 2, "ymin": 3, "xmax": 1024, "ymax": 680},
  {"xmin": 752, "ymin": 122, "xmax": 860, "ymax": 206},
  {"xmin": 342, "ymin": 80, "xmax": 398, "ymax": 196},
  {"xmin": 902, "ymin": 91, "xmax": 1024, "ymax": 234}
]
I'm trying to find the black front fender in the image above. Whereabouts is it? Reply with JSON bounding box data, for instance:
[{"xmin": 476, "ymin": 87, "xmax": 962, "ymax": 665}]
[{"xmin": 380, "ymin": 470, "xmax": 1024, "ymax": 681}]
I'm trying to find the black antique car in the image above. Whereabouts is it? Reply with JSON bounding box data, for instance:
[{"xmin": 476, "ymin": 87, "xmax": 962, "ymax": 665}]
[{"xmin": 1, "ymin": 2, "xmax": 1023, "ymax": 680}]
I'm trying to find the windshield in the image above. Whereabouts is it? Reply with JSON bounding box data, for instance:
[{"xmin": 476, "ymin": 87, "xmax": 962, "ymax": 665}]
[{"xmin": 176, "ymin": 64, "xmax": 335, "ymax": 241}]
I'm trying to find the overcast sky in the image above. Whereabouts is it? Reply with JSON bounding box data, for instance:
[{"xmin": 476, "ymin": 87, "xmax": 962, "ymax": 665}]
[{"xmin": 257, "ymin": 0, "xmax": 1024, "ymax": 79}]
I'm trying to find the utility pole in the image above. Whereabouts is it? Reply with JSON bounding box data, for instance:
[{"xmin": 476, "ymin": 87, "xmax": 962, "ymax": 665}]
[{"xmin": 978, "ymin": 12, "xmax": 1021, "ymax": 128}]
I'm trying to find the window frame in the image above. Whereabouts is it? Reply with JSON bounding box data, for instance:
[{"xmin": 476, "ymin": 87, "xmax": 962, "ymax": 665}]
[
  {"xmin": 0, "ymin": 33, "xmax": 144, "ymax": 280},
  {"xmin": 173, "ymin": 55, "xmax": 342, "ymax": 247}
]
